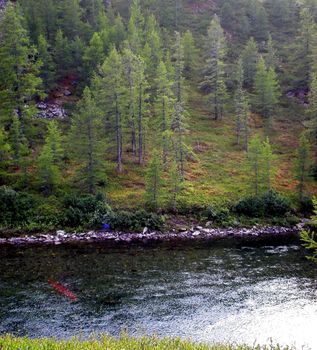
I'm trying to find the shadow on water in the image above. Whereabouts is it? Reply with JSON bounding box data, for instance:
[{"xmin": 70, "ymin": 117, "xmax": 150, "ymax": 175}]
[{"xmin": 0, "ymin": 238, "xmax": 316, "ymax": 348}]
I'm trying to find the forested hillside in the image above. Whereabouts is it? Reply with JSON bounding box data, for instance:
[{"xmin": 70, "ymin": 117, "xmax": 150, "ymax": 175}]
[{"xmin": 1, "ymin": 0, "xmax": 317, "ymax": 231}]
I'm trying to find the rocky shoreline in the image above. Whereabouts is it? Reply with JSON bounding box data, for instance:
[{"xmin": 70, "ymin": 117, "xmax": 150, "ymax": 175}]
[{"xmin": 0, "ymin": 224, "xmax": 303, "ymax": 246}]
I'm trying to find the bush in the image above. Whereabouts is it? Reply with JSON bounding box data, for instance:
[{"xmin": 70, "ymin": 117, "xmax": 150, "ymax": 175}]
[
  {"xmin": 235, "ymin": 191, "xmax": 291, "ymax": 218},
  {"xmin": 92, "ymin": 209, "xmax": 165, "ymax": 231},
  {"xmin": 0, "ymin": 186, "xmax": 36, "ymax": 228},
  {"xmin": 61, "ymin": 193, "xmax": 110, "ymax": 229}
]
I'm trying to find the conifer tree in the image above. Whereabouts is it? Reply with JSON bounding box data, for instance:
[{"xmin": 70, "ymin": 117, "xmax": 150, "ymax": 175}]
[
  {"xmin": 155, "ymin": 61, "xmax": 174, "ymax": 166},
  {"xmin": 53, "ymin": 30, "xmax": 71, "ymax": 80},
  {"xmin": 254, "ymin": 57, "xmax": 280, "ymax": 126},
  {"xmin": 0, "ymin": 128, "xmax": 12, "ymax": 182},
  {"xmin": 109, "ymin": 15, "xmax": 126, "ymax": 48},
  {"xmin": 308, "ymin": 72, "xmax": 317, "ymax": 173},
  {"xmin": 70, "ymin": 87, "xmax": 104, "ymax": 193},
  {"xmin": 241, "ymin": 37, "xmax": 258, "ymax": 88},
  {"xmin": 45, "ymin": 121, "xmax": 64, "ymax": 165},
  {"xmin": 0, "ymin": 3, "xmax": 42, "ymax": 123},
  {"xmin": 37, "ymin": 144, "xmax": 61, "ymax": 196},
  {"xmin": 38, "ymin": 34, "xmax": 56, "ymax": 91},
  {"xmin": 145, "ymin": 151, "xmax": 163, "ymax": 210},
  {"xmin": 182, "ymin": 30, "xmax": 197, "ymax": 78},
  {"xmin": 97, "ymin": 48, "xmax": 127, "ymax": 172},
  {"xmin": 234, "ymin": 59, "xmax": 245, "ymax": 147},
  {"xmin": 128, "ymin": 0, "xmax": 145, "ymax": 53},
  {"xmin": 83, "ymin": 32, "xmax": 105, "ymax": 79},
  {"xmin": 201, "ymin": 15, "xmax": 227, "ymax": 121},
  {"xmin": 296, "ymin": 132, "xmax": 311, "ymax": 201},
  {"xmin": 266, "ymin": 34, "xmax": 277, "ymax": 71},
  {"xmin": 9, "ymin": 115, "xmax": 29, "ymax": 168}
]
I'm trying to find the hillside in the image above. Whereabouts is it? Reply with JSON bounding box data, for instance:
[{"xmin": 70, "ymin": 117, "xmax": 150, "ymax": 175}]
[{"xmin": 1, "ymin": 0, "xmax": 317, "ymax": 231}]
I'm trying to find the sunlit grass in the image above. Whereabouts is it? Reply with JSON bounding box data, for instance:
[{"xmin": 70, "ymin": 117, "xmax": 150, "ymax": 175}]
[{"xmin": 0, "ymin": 334, "xmax": 295, "ymax": 350}]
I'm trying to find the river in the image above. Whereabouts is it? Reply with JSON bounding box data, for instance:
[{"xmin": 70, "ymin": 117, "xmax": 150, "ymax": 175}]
[{"xmin": 0, "ymin": 240, "xmax": 316, "ymax": 349}]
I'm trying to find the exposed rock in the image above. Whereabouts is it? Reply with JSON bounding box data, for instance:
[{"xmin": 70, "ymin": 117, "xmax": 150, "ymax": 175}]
[
  {"xmin": 36, "ymin": 102, "xmax": 67, "ymax": 120},
  {"xmin": 0, "ymin": 225, "xmax": 301, "ymax": 246}
]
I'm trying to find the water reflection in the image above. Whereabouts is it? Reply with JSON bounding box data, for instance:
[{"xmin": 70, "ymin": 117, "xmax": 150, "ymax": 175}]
[{"xmin": 0, "ymin": 242, "xmax": 316, "ymax": 348}]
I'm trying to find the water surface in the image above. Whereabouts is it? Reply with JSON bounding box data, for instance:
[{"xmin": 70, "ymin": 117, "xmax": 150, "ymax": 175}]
[{"xmin": 0, "ymin": 241, "xmax": 316, "ymax": 348}]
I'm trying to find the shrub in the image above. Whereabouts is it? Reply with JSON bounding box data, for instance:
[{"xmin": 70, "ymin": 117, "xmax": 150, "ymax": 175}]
[
  {"xmin": 235, "ymin": 191, "xmax": 291, "ymax": 218},
  {"xmin": 92, "ymin": 209, "xmax": 165, "ymax": 231},
  {"xmin": 61, "ymin": 193, "xmax": 110, "ymax": 229},
  {"xmin": 0, "ymin": 186, "xmax": 36, "ymax": 228}
]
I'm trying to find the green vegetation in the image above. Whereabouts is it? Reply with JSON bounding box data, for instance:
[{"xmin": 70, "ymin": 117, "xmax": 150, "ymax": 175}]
[
  {"xmin": 0, "ymin": 335, "xmax": 295, "ymax": 350},
  {"xmin": 1, "ymin": 0, "xmax": 317, "ymax": 233}
]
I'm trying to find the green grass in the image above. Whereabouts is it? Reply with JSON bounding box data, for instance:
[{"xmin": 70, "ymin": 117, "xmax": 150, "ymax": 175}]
[{"xmin": 0, "ymin": 335, "xmax": 295, "ymax": 350}]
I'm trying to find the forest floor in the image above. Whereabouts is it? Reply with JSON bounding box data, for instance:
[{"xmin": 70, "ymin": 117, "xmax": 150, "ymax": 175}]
[{"xmin": 103, "ymin": 84, "xmax": 315, "ymax": 210}]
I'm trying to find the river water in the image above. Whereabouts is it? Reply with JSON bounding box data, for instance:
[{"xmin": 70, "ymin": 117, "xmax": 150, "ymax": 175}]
[{"xmin": 0, "ymin": 240, "xmax": 316, "ymax": 349}]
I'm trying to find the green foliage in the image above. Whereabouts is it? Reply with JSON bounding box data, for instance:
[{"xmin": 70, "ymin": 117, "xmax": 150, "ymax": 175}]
[
  {"xmin": 145, "ymin": 151, "xmax": 163, "ymax": 210},
  {"xmin": 241, "ymin": 38, "xmax": 258, "ymax": 88},
  {"xmin": 69, "ymin": 87, "xmax": 105, "ymax": 193},
  {"xmin": 235, "ymin": 191, "xmax": 291, "ymax": 218},
  {"xmin": 301, "ymin": 198, "xmax": 317, "ymax": 262},
  {"xmin": 201, "ymin": 15, "xmax": 227, "ymax": 121},
  {"xmin": 0, "ymin": 186, "xmax": 36, "ymax": 228},
  {"xmin": 295, "ymin": 132, "xmax": 311, "ymax": 200}
]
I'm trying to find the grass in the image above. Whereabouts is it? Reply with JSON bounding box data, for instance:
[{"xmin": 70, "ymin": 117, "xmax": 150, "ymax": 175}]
[
  {"xmin": 104, "ymin": 83, "xmax": 317, "ymax": 210},
  {"xmin": 0, "ymin": 335, "xmax": 295, "ymax": 350}
]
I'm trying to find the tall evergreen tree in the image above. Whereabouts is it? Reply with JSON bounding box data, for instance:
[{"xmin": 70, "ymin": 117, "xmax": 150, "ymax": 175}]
[
  {"xmin": 70, "ymin": 87, "xmax": 104, "ymax": 193},
  {"xmin": 201, "ymin": 15, "xmax": 227, "ymax": 121},
  {"xmin": 38, "ymin": 34, "xmax": 56, "ymax": 91},
  {"xmin": 296, "ymin": 132, "xmax": 311, "ymax": 201},
  {"xmin": 247, "ymin": 135, "xmax": 263, "ymax": 196},
  {"xmin": 0, "ymin": 3, "xmax": 42, "ymax": 123},
  {"xmin": 261, "ymin": 137, "xmax": 274, "ymax": 191},
  {"xmin": 254, "ymin": 57, "xmax": 280, "ymax": 126},
  {"xmin": 97, "ymin": 48, "xmax": 127, "ymax": 172},
  {"xmin": 37, "ymin": 143, "xmax": 61, "ymax": 196},
  {"xmin": 45, "ymin": 121, "xmax": 64, "ymax": 165},
  {"xmin": 155, "ymin": 61, "xmax": 174, "ymax": 167},
  {"xmin": 241, "ymin": 37, "xmax": 258, "ymax": 88},
  {"xmin": 308, "ymin": 72, "xmax": 317, "ymax": 173},
  {"xmin": 182, "ymin": 30, "xmax": 197, "ymax": 78}
]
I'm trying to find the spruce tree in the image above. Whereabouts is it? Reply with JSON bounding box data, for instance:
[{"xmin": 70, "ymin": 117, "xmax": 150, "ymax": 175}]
[
  {"xmin": 201, "ymin": 15, "xmax": 227, "ymax": 121},
  {"xmin": 241, "ymin": 37, "xmax": 258, "ymax": 88},
  {"xmin": 182, "ymin": 30, "xmax": 197, "ymax": 78},
  {"xmin": 266, "ymin": 34, "xmax": 277, "ymax": 71},
  {"xmin": 168, "ymin": 159, "xmax": 183, "ymax": 210},
  {"xmin": 45, "ymin": 121, "xmax": 64, "ymax": 165},
  {"xmin": 155, "ymin": 61, "xmax": 174, "ymax": 167},
  {"xmin": 296, "ymin": 132, "xmax": 311, "ymax": 201},
  {"xmin": 70, "ymin": 87, "xmax": 104, "ymax": 193},
  {"xmin": 38, "ymin": 34, "xmax": 56, "ymax": 91},
  {"xmin": 234, "ymin": 59, "xmax": 246, "ymax": 147},
  {"xmin": 0, "ymin": 128, "xmax": 11, "ymax": 182},
  {"xmin": 97, "ymin": 48, "xmax": 127, "ymax": 172},
  {"xmin": 53, "ymin": 30, "xmax": 71, "ymax": 80},
  {"xmin": 145, "ymin": 151, "xmax": 163, "ymax": 210},
  {"xmin": 0, "ymin": 3, "xmax": 42, "ymax": 123},
  {"xmin": 37, "ymin": 144, "xmax": 61, "ymax": 196},
  {"xmin": 308, "ymin": 72, "xmax": 317, "ymax": 173},
  {"xmin": 83, "ymin": 32, "xmax": 105, "ymax": 79},
  {"xmin": 254, "ymin": 57, "xmax": 280, "ymax": 126}
]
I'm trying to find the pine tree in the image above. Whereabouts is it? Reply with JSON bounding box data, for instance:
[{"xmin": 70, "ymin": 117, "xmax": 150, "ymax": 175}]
[
  {"xmin": 70, "ymin": 87, "xmax": 104, "ymax": 193},
  {"xmin": 53, "ymin": 29, "xmax": 71, "ymax": 80},
  {"xmin": 254, "ymin": 57, "xmax": 280, "ymax": 126},
  {"xmin": 234, "ymin": 59, "xmax": 245, "ymax": 147},
  {"xmin": 266, "ymin": 34, "xmax": 277, "ymax": 70},
  {"xmin": 45, "ymin": 121, "xmax": 64, "ymax": 165},
  {"xmin": 37, "ymin": 144, "xmax": 61, "ymax": 196},
  {"xmin": 155, "ymin": 61, "xmax": 174, "ymax": 166},
  {"xmin": 145, "ymin": 151, "xmax": 163, "ymax": 210},
  {"xmin": 241, "ymin": 37, "xmax": 258, "ymax": 88},
  {"xmin": 296, "ymin": 132, "xmax": 311, "ymax": 201},
  {"xmin": 108, "ymin": 15, "xmax": 126, "ymax": 48},
  {"xmin": 0, "ymin": 128, "xmax": 11, "ymax": 163},
  {"xmin": 182, "ymin": 30, "xmax": 197, "ymax": 78},
  {"xmin": 38, "ymin": 34, "xmax": 56, "ymax": 91},
  {"xmin": 308, "ymin": 72, "xmax": 317, "ymax": 173},
  {"xmin": 9, "ymin": 115, "xmax": 29, "ymax": 168},
  {"xmin": 0, "ymin": 3, "xmax": 42, "ymax": 123},
  {"xmin": 201, "ymin": 15, "xmax": 227, "ymax": 120},
  {"xmin": 83, "ymin": 32, "xmax": 105, "ymax": 79},
  {"xmin": 97, "ymin": 48, "xmax": 127, "ymax": 172},
  {"xmin": 128, "ymin": 0, "xmax": 145, "ymax": 53}
]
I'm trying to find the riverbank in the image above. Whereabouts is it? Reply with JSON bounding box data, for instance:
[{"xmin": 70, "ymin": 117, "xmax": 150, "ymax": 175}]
[
  {"xmin": 0, "ymin": 335, "xmax": 294, "ymax": 350},
  {"xmin": 0, "ymin": 224, "xmax": 302, "ymax": 246}
]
